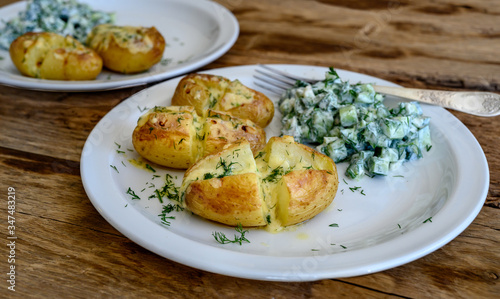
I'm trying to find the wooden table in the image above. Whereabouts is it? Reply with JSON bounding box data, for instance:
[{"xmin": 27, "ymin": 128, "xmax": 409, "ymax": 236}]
[{"xmin": 1, "ymin": 0, "xmax": 498, "ymax": 297}]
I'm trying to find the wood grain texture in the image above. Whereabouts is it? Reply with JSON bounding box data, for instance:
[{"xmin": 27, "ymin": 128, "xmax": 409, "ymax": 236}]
[
  {"xmin": 212, "ymin": 0, "xmax": 500, "ymax": 91},
  {"xmin": 0, "ymin": 0, "xmax": 498, "ymax": 298}
]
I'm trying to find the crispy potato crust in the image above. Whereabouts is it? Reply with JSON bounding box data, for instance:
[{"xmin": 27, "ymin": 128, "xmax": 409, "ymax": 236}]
[
  {"xmin": 278, "ymin": 169, "xmax": 338, "ymax": 226},
  {"xmin": 132, "ymin": 106, "xmax": 198, "ymax": 169},
  {"xmin": 9, "ymin": 32, "xmax": 102, "ymax": 80},
  {"xmin": 87, "ymin": 24, "xmax": 165, "ymax": 73},
  {"xmin": 181, "ymin": 137, "xmax": 339, "ymax": 229},
  {"xmin": 185, "ymin": 173, "xmax": 266, "ymax": 227},
  {"xmin": 171, "ymin": 73, "xmax": 274, "ymax": 128},
  {"xmin": 132, "ymin": 106, "xmax": 266, "ymax": 169}
]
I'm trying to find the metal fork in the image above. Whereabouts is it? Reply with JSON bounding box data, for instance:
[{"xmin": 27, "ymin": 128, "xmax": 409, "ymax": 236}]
[{"xmin": 254, "ymin": 64, "xmax": 500, "ymax": 117}]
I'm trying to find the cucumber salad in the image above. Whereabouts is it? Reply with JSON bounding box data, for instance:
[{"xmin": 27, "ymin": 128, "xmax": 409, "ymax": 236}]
[
  {"xmin": 0, "ymin": 0, "xmax": 114, "ymax": 50},
  {"xmin": 279, "ymin": 68, "xmax": 432, "ymax": 180}
]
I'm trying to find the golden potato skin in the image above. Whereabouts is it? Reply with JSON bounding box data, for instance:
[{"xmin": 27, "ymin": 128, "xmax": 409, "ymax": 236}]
[
  {"xmin": 132, "ymin": 106, "xmax": 266, "ymax": 169},
  {"xmin": 171, "ymin": 73, "xmax": 230, "ymax": 113},
  {"xmin": 277, "ymin": 169, "xmax": 338, "ymax": 226},
  {"xmin": 171, "ymin": 73, "xmax": 274, "ymax": 128},
  {"xmin": 9, "ymin": 32, "xmax": 102, "ymax": 80},
  {"xmin": 132, "ymin": 106, "xmax": 198, "ymax": 169},
  {"xmin": 182, "ymin": 142, "xmax": 266, "ymax": 227},
  {"xmin": 204, "ymin": 110, "xmax": 266, "ymax": 156},
  {"xmin": 180, "ymin": 136, "xmax": 339, "ymax": 229},
  {"xmin": 87, "ymin": 24, "xmax": 166, "ymax": 73},
  {"xmin": 218, "ymin": 79, "xmax": 275, "ymax": 128},
  {"xmin": 185, "ymin": 173, "xmax": 266, "ymax": 227}
]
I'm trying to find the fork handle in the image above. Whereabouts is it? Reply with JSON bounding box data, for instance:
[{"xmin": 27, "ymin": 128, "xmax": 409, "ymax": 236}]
[{"xmin": 373, "ymin": 85, "xmax": 500, "ymax": 117}]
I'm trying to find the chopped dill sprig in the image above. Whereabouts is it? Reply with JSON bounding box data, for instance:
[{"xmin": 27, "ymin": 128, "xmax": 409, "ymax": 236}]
[
  {"xmin": 126, "ymin": 187, "xmax": 140, "ymax": 200},
  {"xmin": 262, "ymin": 166, "xmax": 290, "ymax": 183},
  {"xmin": 110, "ymin": 165, "xmax": 119, "ymax": 173},
  {"xmin": 216, "ymin": 158, "xmax": 240, "ymax": 178},
  {"xmin": 212, "ymin": 223, "xmax": 250, "ymax": 245},
  {"xmin": 145, "ymin": 164, "xmax": 156, "ymax": 172},
  {"xmin": 158, "ymin": 203, "xmax": 183, "ymax": 226},
  {"xmin": 149, "ymin": 174, "xmax": 182, "ymax": 204}
]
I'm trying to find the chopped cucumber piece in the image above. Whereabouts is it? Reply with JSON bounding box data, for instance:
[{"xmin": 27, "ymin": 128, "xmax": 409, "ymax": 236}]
[
  {"xmin": 339, "ymin": 105, "xmax": 358, "ymax": 127},
  {"xmin": 316, "ymin": 137, "xmax": 348, "ymax": 163},
  {"xmin": 279, "ymin": 68, "xmax": 432, "ymax": 179}
]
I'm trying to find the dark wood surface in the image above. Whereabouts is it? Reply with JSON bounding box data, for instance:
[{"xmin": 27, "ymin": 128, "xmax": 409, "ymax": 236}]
[{"xmin": 0, "ymin": 0, "xmax": 498, "ymax": 298}]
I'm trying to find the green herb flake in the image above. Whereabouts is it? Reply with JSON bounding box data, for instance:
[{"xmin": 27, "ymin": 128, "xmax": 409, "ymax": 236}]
[
  {"xmin": 126, "ymin": 187, "xmax": 140, "ymax": 200},
  {"xmin": 158, "ymin": 203, "xmax": 181, "ymax": 226},
  {"xmin": 137, "ymin": 106, "xmax": 149, "ymax": 112},
  {"xmin": 263, "ymin": 166, "xmax": 290, "ymax": 183},
  {"xmin": 146, "ymin": 164, "xmax": 156, "ymax": 173},
  {"xmin": 423, "ymin": 217, "xmax": 433, "ymax": 223},
  {"xmin": 349, "ymin": 186, "xmax": 361, "ymax": 192},
  {"xmin": 329, "ymin": 223, "xmax": 339, "ymax": 227},
  {"xmin": 110, "ymin": 165, "xmax": 119, "ymax": 173},
  {"xmin": 212, "ymin": 223, "xmax": 250, "ymax": 245}
]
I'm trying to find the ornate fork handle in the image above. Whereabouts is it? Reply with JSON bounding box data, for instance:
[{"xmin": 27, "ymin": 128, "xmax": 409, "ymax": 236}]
[
  {"xmin": 255, "ymin": 64, "xmax": 500, "ymax": 117},
  {"xmin": 373, "ymin": 86, "xmax": 500, "ymax": 117}
]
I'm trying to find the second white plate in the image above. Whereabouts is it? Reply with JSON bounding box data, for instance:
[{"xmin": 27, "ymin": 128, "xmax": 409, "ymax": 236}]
[
  {"xmin": 0, "ymin": 0, "xmax": 239, "ymax": 91},
  {"xmin": 81, "ymin": 64, "xmax": 489, "ymax": 281}
]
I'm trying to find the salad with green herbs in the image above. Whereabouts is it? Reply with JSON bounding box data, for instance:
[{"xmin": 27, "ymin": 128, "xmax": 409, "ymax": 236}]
[
  {"xmin": 279, "ymin": 68, "xmax": 432, "ymax": 180},
  {"xmin": 0, "ymin": 0, "xmax": 114, "ymax": 50}
]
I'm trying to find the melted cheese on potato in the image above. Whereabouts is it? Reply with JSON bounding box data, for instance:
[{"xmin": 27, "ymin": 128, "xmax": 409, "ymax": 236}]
[
  {"xmin": 87, "ymin": 24, "xmax": 154, "ymax": 54},
  {"xmin": 9, "ymin": 32, "xmax": 102, "ymax": 80},
  {"xmin": 181, "ymin": 136, "xmax": 339, "ymax": 231}
]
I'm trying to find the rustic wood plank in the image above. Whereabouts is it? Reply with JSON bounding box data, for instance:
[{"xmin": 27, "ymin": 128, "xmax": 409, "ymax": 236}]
[
  {"xmin": 213, "ymin": 0, "xmax": 500, "ymax": 91},
  {"xmin": 0, "ymin": 84, "xmax": 145, "ymax": 161},
  {"xmin": 0, "ymin": 0, "xmax": 498, "ymax": 297},
  {"xmin": 1, "ymin": 144, "xmax": 498, "ymax": 298}
]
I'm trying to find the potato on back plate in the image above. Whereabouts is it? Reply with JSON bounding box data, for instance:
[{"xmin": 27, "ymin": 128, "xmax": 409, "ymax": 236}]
[
  {"xmin": 171, "ymin": 73, "xmax": 275, "ymax": 128},
  {"xmin": 87, "ymin": 24, "xmax": 165, "ymax": 73},
  {"xmin": 9, "ymin": 32, "xmax": 102, "ymax": 80},
  {"xmin": 180, "ymin": 136, "xmax": 339, "ymax": 231},
  {"xmin": 132, "ymin": 106, "xmax": 266, "ymax": 169}
]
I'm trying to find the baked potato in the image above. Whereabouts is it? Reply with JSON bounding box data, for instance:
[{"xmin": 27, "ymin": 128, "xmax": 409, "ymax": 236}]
[
  {"xmin": 86, "ymin": 24, "xmax": 166, "ymax": 73},
  {"xmin": 180, "ymin": 136, "xmax": 339, "ymax": 230},
  {"xmin": 182, "ymin": 142, "xmax": 267, "ymax": 227},
  {"xmin": 132, "ymin": 106, "xmax": 266, "ymax": 169},
  {"xmin": 9, "ymin": 32, "xmax": 102, "ymax": 80},
  {"xmin": 171, "ymin": 73, "xmax": 275, "ymax": 128}
]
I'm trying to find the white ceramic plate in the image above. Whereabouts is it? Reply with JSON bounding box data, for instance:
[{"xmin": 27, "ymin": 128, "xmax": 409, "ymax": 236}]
[
  {"xmin": 81, "ymin": 64, "xmax": 489, "ymax": 281},
  {"xmin": 0, "ymin": 0, "xmax": 238, "ymax": 91}
]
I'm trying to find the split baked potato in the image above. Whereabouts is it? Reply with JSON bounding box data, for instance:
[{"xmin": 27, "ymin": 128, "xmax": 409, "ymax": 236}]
[
  {"xmin": 87, "ymin": 24, "xmax": 165, "ymax": 73},
  {"xmin": 132, "ymin": 106, "xmax": 266, "ymax": 169},
  {"xmin": 180, "ymin": 136, "xmax": 339, "ymax": 230},
  {"xmin": 9, "ymin": 32, "xmax": 102, "ymax": 80},
  {"xmin": 171, "ymin": 73, "xmax": 275, "ymax": 128}
]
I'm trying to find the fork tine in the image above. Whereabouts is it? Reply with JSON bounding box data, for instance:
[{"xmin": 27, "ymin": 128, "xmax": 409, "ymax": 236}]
[
  {"xmin": 258, "ymin": 64, "xmax": 316, "ymax": 84},
  {"xmin": 255, "ymin": 69, "xmax": 296, "ymax": 86},
  {"xmin": 253, "ymin": 80, "xmax": 285, "ymax": 95},
  {"xmin": 253, "ymin": 64, "xmax": 319, "ymax": 95},
  {"xmin": 254, "ymin": 73, "xmax": 294, "ymax": 90}
]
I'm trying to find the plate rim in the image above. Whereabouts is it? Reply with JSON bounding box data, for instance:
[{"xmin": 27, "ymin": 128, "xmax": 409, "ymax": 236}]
[
  {"xmin": 0, "ymin": 0, "xmax": 239, "ymax": 92},
  {"xmin": 80, "ymin": 64, "xmax": 489, "ymax": 281}
]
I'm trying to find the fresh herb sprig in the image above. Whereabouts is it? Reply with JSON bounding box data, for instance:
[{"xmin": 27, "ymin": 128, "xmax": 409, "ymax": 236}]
[
  {"xmin": 262, "ymin": 166, "xmax": 290, "ymax": 183},
  {"xmin": 212, "ymin": 223, "xmax": 250, "ymax": 245},
  {"xmin": 158, "ymin": 203, "xmax": 183, "ymax": 226}
]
